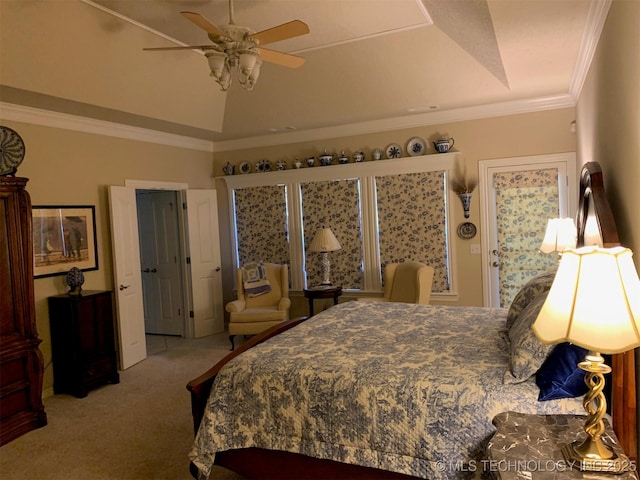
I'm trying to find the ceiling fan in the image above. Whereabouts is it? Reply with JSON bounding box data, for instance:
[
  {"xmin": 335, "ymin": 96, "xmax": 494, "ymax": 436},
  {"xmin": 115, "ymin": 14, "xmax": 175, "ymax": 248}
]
[{"xmin": 143, "ymin": 0, "xmax": 310, "ymax": 91}]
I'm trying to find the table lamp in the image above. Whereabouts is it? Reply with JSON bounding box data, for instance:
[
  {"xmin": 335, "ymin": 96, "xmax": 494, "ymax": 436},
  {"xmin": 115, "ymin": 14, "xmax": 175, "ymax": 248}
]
[
  {"xmin": 540, "ymin": 218, "xmax": 577, "ymax": 254},
  {"xmin": 532, "ymin": 246, "xmax": 640, "ymax": 472},
  {"xmin": 309, "ymin": 227, "xmax": 341, "ymax": 285}
]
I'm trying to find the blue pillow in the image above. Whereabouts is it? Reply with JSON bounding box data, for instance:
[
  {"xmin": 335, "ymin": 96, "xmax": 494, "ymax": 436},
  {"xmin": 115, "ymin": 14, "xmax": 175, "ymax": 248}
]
[{"xmin": 536, "ymin": 343, "xmax": 589, "ymax": 401}]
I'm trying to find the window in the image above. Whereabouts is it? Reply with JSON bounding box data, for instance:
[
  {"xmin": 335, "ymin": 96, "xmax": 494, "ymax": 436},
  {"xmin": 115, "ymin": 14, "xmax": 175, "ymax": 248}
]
[
  {"xmin": 375, "ymin": 171, "xmax": 450, "ymax": 292},
  {"xmin": 300, "ymin": 178, "xmax": 363, "ymax": 289},
  {"xmin": 224, "ymin": 155, "xmax": 457, "ymax": 296},
  {"xmin": 233, "ymin": 184, "xmax": 289, "ymax": 266}
]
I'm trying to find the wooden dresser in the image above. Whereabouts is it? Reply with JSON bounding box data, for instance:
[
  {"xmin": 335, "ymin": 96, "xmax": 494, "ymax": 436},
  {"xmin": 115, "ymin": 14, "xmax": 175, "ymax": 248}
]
[
  {"xmin": 48, "ymin": 290, "xmax": 120, "ymax": 398},
  {"xmin": 0, "ymin": 176, "xmax": 47, "ymax": 446}
]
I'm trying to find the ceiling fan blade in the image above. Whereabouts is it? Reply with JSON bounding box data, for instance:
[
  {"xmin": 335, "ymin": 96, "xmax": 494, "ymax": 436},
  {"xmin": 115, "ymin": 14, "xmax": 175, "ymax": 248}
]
[
  {"xmin": 250, "ymin": 20, "xmax": 310, "ymax": 46},
  {"xmin": 181, "ymin": 11, "xmax": 228, "ymax": 39},
  {"xmin": 143, "ymin": 45, "xmax": 213, "ymax": 51},
  {"xmin": 257, "ymin": 48, "xmax": 305, "ymax": 68}
]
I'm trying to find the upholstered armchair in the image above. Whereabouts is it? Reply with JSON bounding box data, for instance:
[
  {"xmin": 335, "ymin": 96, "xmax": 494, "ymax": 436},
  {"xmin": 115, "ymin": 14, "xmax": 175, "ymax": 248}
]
[
  {"xmin": 226, "ymin": 263, "xmax": 291, "ymax": 349},
  {"xmin": 359, "ymin": 261, "xmax": 434, "ymax": 305}
]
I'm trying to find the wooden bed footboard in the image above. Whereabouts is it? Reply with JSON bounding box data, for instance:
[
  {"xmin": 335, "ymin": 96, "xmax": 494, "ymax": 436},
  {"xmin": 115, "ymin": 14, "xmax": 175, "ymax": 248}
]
[{"xmin": 186, "ymin": 316, "xmax": 309, "ymax": 434}]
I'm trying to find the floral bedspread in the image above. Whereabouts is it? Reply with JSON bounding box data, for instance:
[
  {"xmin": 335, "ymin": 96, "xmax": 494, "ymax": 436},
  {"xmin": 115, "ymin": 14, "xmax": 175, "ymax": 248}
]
[{"xmin": 190, "ymin": 301, "xmax": 583, "ymax": 479}]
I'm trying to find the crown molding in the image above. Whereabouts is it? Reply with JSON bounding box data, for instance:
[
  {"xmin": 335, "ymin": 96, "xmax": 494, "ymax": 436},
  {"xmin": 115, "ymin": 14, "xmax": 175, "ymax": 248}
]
[
  {"xmin": 569, "ymin": 0, "xmax": 611, "ymax": 98},
  {"xmin": 212, "ymin": 93, "xmax": 576, "ymax": 152},
  {"xmin": 2, "ymin": 92, "xmax": 575, "ymax": 155},
  {"xmin": 0, "ymin": 102, "xmax": 213, "ymax": 152}
]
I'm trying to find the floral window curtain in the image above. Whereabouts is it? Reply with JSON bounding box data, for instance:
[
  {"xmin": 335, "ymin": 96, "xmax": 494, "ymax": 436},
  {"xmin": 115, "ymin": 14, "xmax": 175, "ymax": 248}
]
[
  {"xmin": 375, "ymin": 171, "xmax": 450, "ymax": 292},
  {"xmin": 233, "ymin": 185, "xmax": 289, "ymax": 267},
  {"xmin": 300, "ymin": 179, "xmax": 363, "ymax": 289},
  {"xmin": 494, "ymin": 168, "xmax": 559, "ymax": 307}
]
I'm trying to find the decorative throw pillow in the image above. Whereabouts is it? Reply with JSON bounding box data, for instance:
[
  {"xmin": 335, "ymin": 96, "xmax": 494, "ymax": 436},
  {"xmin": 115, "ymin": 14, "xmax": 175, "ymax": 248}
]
[
  {"xmin": 536, "ymin": 342, "xmax": 589, "ymax": 401},
  {"xmin": 505, "ymin": 270, "xmax": 556, "ymax": 330},
  {"xmin": 242, "ymin": 262, "xmax": 271, "ymax": 297},
  {"xmin": 504, "ymin": 292, "xmax": 555, "ymax": 384}
]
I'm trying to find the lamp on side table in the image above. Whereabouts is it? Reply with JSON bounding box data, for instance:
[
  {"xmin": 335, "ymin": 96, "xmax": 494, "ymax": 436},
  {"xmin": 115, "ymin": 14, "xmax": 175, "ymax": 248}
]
[{"xmin": 533, "ymin": 246, "xmax": 640, "ymax": 473}]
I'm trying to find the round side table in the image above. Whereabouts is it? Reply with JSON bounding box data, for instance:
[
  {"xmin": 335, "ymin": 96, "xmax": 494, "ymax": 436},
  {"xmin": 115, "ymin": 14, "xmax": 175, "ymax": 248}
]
[{"xmin": 303, "ymin": 285, "xmax": 342, "ymax": 316}]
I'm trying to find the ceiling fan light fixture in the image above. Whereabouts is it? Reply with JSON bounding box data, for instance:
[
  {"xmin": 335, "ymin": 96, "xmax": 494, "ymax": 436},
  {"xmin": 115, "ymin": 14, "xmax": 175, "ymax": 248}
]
[
  {"xmin": 248, "ymin": 59, "xmax": 261, "ymax": 83},
  {"xmin": 205, "ymin": 50, "xmax": 226, "ymax": 76},
  {"xmin": 238, "ymin": 49, "xmax": 259, "ymax": 75}
]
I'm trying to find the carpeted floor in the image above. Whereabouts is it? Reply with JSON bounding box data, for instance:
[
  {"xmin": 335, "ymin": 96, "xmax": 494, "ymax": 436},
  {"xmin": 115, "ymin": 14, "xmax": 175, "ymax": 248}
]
[{"xmin": 0, "ymin": 333, "xmax": 245, "ymax": 480}]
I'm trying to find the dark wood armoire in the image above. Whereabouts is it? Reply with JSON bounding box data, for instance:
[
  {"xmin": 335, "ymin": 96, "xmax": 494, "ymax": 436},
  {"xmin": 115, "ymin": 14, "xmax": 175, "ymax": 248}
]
[{"xmin": 0, "ymin": 176, "xmax": 47, "ymax": 446}]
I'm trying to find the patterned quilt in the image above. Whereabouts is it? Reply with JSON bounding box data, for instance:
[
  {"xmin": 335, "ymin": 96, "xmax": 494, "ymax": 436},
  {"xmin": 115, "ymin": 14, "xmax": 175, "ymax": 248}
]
[{"xmin": 190, "ymin": 301, "xmax": 584, "ymax": 479}]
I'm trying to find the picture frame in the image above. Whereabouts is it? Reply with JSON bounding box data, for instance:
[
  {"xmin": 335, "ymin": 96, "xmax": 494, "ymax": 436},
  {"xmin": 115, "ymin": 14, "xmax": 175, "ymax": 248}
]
[{"xmin": 32, "ymin": 205, "xmax": 98, "ymax": 278}]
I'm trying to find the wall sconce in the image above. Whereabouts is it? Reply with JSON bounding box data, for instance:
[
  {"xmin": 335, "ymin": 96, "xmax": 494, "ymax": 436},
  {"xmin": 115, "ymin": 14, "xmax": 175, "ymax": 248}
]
[
  {"xmin": 450, "ymin": 162, "xmax": 477, "ymax": 219},
  {"xmin": 457, "ymin": 193, "xmax": 473, "ymax": 218}
]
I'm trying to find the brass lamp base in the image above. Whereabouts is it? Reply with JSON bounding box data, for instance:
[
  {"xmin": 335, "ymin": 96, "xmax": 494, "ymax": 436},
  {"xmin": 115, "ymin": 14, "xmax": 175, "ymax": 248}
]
[
  {"xmin": 562, "ymin": 438, "xmax": 630, "ymax": 473},
  {"xmin": 562, "ymin": 351, "xmax": 632, "ymax": 474}
]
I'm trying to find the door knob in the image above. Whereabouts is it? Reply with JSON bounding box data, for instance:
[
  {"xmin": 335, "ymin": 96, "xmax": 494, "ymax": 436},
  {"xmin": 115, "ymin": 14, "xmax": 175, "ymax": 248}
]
[
  {"xmin": 492, "ymin": 249, "xmax": 499, "ymax": 256},
  {"xmin": 215, "ymin": 267, "xmax": 221, "ymax": 272},
  {"xmin": 492, "ymin": 261, "xmax": 500, "ymax": 268},
  {"xmin": 119, "ymin": 284, "xmax": 130, "ymax": 291}
]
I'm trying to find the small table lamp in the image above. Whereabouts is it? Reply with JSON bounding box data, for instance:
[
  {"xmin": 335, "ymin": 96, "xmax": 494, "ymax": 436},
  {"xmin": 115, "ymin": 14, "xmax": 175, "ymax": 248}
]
[
  {"xmin": 533, "ymin": 246, "xmax": 640, "ymax": 472},
  {"xmin": 309, "ymin": 227, "xmax": 341, "ymax": 285},
  {"xmin": 540, "ymin": 218, "xmax": 577, "ymax": 254}
]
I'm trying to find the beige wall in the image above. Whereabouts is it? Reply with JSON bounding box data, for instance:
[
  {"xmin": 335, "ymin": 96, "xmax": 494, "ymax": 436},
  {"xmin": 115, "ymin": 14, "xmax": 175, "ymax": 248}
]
[
  {"xmin": 5, "ymin": 104, "xmax": 578, "ymax": 396},
  {"xmin": 3, "ymin": 119, "xmax": 214, "ymax": 395},
  {"xmin": 575, "ymin": 0, "xmax": 640, "ymax": 460},
  {"xmin": 213, "ymin": 108, "xmax": 577, "ymax": 314}
]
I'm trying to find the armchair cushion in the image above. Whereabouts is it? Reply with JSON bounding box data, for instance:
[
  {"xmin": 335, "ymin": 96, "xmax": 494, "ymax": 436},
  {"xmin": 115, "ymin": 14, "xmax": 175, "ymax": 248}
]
[{"xmin": 242, "ymin": 262, "xmax": 272, "ymax": 297}]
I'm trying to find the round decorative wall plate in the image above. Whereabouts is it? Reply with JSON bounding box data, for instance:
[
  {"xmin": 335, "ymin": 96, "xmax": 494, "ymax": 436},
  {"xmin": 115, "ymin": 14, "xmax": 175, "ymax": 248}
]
[
  {"xmin": 457, "ymin": 222, "xmax": 477, "ymax": 239},
  {"xmin": 0, "ymin": 126, "xmax": 26, "ymax": 176},
  {"xmin": 385, "ymin": 143, "xmax": 402, "ymax": 159},
  {"xmin": 406, "ymin": 137, "xmax": 426, "ymax": 156},
  {"xmin": 239, "ymin": 161, "xmax": 251, "ymax": 174}
]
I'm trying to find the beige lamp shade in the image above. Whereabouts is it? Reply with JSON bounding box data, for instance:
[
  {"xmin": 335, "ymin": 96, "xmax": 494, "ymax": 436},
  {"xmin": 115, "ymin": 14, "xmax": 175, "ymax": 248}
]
[
  {"xmin": 533, "ymin": 246, "xmax": 640, "ymax": 354},
  {"xmin": 540, "ymin": 218, "xmax": 577, "ymax": 254},
  {"xmin": 309, "ymin": 227, "xmax": 341, "ymax": 253}
]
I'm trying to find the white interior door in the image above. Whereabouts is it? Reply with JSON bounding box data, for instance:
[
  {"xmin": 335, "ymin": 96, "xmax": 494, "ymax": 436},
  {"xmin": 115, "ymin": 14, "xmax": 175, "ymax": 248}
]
[
  {"xmin": 479, "ymin": 153, "xmax": 576, "ymax": 307},
  {"xmin": 186, "ymin": 190, "xmax": 224, "ymax": 337},
  {"xmin": 108, "ymin": 186, "xmax": 147, "ymax": 369}
]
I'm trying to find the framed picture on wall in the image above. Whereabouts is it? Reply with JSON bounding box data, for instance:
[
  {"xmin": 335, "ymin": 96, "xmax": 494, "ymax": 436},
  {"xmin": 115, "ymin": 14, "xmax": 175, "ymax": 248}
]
[{"xmin": 32, "ymin": 205, "xmax": 98, "ymax": 278}]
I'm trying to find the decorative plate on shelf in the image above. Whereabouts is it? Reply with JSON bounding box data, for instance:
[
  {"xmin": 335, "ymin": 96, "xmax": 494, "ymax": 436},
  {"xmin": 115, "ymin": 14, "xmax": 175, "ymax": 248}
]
[
  {"xmin": 262, "ymin": 159, "xmax": 272, "ymax": 172},
  {"xmin": 406, "ymin": 137, "xmax": 426, "ymax": 156},
  {"xmin": 457, "ymin": 222, "xmax": 477, "ymax": 239},
  {"xmin": 0, "ymin": 126, "xmax": 26, "ymax": 176},
  {"xmin": 385, "ymin": 143, "xmax": 402, "ymax": 159},
  {"xmin": 239, "ymin": 161, "xmax": 251, "ymax": 174}
]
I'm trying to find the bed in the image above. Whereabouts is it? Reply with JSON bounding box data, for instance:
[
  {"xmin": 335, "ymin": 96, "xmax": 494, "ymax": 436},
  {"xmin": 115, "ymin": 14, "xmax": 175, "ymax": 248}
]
[{"xmin": 187, "ymin": 161, "xmax": 637, "ymax": 479}]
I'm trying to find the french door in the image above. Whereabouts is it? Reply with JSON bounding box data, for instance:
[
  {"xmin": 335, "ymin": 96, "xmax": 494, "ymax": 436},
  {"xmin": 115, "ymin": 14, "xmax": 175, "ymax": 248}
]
[{"xmin": 479, "ymin": 153, "xmax": 576, "ymax": 308}]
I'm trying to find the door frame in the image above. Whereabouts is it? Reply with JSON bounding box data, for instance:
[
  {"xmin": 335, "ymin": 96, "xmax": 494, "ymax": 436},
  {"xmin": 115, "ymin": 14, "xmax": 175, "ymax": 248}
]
[
  {"xmin": 478, "ymin": 153, "xmax": 577, "ymax": 307},
  {"xmin": 124, "ymin": 180, "xmax": 193, "ymax": 337}
]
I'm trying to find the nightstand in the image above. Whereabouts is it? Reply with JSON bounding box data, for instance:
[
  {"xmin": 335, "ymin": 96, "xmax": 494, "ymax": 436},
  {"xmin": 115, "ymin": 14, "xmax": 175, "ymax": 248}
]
[
  {"xmin": 48, "ymin": 291, "xmax": 120, "ymax": 398},
  {"xmin": 487, "ymin": 412, "xmax": 637, "ymax": 479},
  {"xmin": 303, "ymin": 285, "xmax": 342, "ymax": 316}
]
